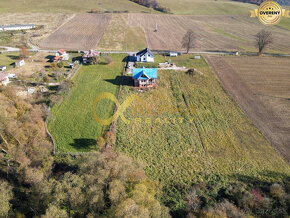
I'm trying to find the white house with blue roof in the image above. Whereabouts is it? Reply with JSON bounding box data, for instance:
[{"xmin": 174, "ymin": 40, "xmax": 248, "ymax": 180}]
[{"xmin": 133, "ymin": 67, "xmax": 157, "ymax": 88}]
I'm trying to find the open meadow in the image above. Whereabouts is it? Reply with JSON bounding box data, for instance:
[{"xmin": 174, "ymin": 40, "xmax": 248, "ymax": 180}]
[
  {"xmin": 205, "ymin": 55, "xmax": 290, "ymax": 162},
  {"xmin": 115, "ymin": 55, "xmax": 290, "ymax": 212},
  {"xmin": 48, "ymin": 54, "xmax": 125, "ymax": 152}
]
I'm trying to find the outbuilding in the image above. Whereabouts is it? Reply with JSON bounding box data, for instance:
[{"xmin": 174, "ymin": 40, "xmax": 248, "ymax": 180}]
[
  {"xmin": 0, "ymin": 24, "xmax": 35, "ymax": 31},
  {"xmin": 0, "ymin": 66, "xmax": 7, "ymax": 71},
  {"xmin": 169, "ymin": 51, "xmax": 178, "ymax": 57},
  {"xmin": 15, "ymin": 59, "xmax": 25, "ymax": 67},
  {"xmin": 0, "ymin": 73, "xmax": 10, "ymax": 86}
]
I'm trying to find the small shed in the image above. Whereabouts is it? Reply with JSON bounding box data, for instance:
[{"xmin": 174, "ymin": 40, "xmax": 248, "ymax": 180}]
[
  {"xmin": 169, "ymin": 51, "xmax": 178, "ymax": 57},
  {"xmin": 0, "ymin": 73, "xmax": 10, "ymax": 86},
  {"xmin": 0, "ymin": 66, "xmax": 6, "ymax": 71},
  {"xmin": 15, "ymin": 59, "xmax": 25, "ymax": 67}
]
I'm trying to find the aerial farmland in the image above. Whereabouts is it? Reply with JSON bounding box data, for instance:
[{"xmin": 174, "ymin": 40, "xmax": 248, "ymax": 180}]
[{"xmin": 0, "ymin": 0, "xmax": 289, "ymax": 217}]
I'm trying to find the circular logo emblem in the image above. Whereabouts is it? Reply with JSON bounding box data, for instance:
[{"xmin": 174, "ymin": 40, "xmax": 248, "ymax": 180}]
[{"xmin": 258, "ymin": 1, "xmax": 282, "ymax": 25}]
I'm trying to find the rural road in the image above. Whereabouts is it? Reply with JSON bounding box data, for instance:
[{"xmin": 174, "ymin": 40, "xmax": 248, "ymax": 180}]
[{"xmin": 1, "ymin": 46, "xmax": 290, "ymax": 57}]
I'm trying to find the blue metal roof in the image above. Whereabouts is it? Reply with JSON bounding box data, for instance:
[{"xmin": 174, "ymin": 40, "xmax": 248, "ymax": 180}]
[{"xmin": 132, "ymin": 67, "xmax": 157, "ymax": 80}]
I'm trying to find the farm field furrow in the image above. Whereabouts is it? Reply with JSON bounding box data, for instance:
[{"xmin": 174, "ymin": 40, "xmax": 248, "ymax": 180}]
[
  {"xmin": 40, "ymin": 14, "xmax": 111, "ymax": 50},
  {"xmin": 128, "ymin": 14, "xmax": 290, "ymax": 53},
  {"xmin": 205, "ymin": 55, "xmax": 290, "ymax": 162}
]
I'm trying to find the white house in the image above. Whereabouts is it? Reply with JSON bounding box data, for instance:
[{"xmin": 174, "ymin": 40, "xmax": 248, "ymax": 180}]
[
  {"xmin": 15, "ymin": 59, "xmax": 25, "ymax": 67},
  {"xmin": 0, "ymin": 66, "xmax": 7, "ymax": 71},
  {"xmin": 0, "ymin": 73, "xmax": 10, "ymax": 86},
  {"xmin": 135, "ymin": 48, "xmax": 154, "ymax": 63},
  {"xmin": 0, "ymin": 24, "xmax": 35, "ymax": 31},
  {"xmin": 54, "ymin": 49, "xmax": 69, "ymax": 61}
]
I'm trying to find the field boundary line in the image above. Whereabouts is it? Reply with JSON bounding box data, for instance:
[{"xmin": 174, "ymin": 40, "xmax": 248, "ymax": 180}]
[
  {"xmin": 106, "ymin": 61, "xmax": 127, "ymax": 149},
  {"xmin": 45, "ymin": 64, "xmax": 82, "ymax": 155}
]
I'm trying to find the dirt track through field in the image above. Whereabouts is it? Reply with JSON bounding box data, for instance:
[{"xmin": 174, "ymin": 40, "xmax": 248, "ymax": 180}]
[
  {"xmin": 40, "ymin": 14, "xmax": 111, "ymax": 50},
  {"xmin": 205, "ymin": 55, "xmax": 290, "ymax": 163}
]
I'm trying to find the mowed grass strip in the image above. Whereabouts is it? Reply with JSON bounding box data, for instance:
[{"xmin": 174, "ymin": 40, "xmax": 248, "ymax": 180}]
[
  {"xmin": 0, "ymin": 52, "xmax": 19, "ymax": 70},
  {"xmin": 48, "ymin": 54, "xmax": 125, "ymax": 152},
  {"xmin": 116, "ymin": 55, "xmax": 289, "ymax": 189}
]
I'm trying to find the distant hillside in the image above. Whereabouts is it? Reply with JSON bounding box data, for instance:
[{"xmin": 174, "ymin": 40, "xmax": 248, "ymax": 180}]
[{"xmin": 232, "ymin": 0, "xmax": 290, "ymax": 6}]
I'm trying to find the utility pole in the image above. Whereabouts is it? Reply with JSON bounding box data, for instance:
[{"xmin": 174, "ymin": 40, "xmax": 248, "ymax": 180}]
[{"xmin": 154, "ymin": 23, "xmax": 158, "ymax": 32}]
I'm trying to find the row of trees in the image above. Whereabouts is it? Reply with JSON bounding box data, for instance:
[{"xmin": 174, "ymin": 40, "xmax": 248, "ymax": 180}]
[
  {"xmin": 181, "ymin": 29, "xmax": 273, "ymax": 55},
  {"xmin": 129, "ymin": 0, "xmax": 171, "ymax": 13}
]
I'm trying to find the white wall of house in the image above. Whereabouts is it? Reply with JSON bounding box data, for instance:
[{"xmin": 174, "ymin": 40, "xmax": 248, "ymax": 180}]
[
  {"xmin": 15, "ymin": 60, "xmax": 25, "ymax": 67},
  {"xmin": 137, "ymin": 53, "xmax": 154, "ymax": 62}
]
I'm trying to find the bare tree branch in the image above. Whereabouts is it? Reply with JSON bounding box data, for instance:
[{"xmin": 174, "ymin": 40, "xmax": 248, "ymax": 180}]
[
  {"xmin": 254, "ymin": 29, "xmax": 273, "ymax": 55},
  {"xmin": 182, "ymin": 29, "xmax": 195, "ymax": 53}
]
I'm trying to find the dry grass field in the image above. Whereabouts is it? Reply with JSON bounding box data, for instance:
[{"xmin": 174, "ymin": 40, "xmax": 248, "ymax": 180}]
[
  {"xmin": 96, "ymin": 14, "xmax": 146, "ymax": 51},
  {"xmin": 0, "ymin": 0, "xmax": 151, "ymax": 13},
  {"xmin": 40, "ymin": 14, "xmax": 111, "ymax": 50},
  {"xmin": 205, "ymin": 55, "xmax": 290, "ymax": 162},
  {"xmin": 0, "ymin": 13, "xmax": 72, "ymax": 48},
  {"xmin": 128, "ymin": 14, "xmax": 290, "ymax": 53},
  {"xmin": 158, "ymin": 0, "xmax": 256, "ymax": 15}
]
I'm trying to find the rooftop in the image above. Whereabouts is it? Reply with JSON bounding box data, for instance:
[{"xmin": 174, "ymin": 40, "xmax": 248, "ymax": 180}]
[
  {"xmin": 136, "ymin": 48, "xmax": 154, "ymax": 57},
  {"xmin": 0, "ymin": 72, "xmax": 8, "ymax": 80},
  {"xmin": 0, "ymin": 24, "xmax": 35, "ymax": 28},
  {"xmin": 133, "ymin": 67, "xmax": 157, "ymax": 80}
]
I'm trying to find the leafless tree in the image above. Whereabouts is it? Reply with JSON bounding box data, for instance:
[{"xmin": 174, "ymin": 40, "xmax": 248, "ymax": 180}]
[
  {"xmin": 182, "ymin": 29, "xmax": 195, "ymax": 53},
  {"xmin": 254, "ymin": 29, "xmax": 273, "ymax": 55}
]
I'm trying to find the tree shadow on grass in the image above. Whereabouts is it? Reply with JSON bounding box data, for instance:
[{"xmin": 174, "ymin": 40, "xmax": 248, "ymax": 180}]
[
  {"xmin": 70, "ymin": 138, "xmax": 97, "ymax": 150},
  {"xmin": 7, "ymin": 55, "xmax": 19, "ymax": 60},
  {"xmin": 104, "ymin": 75, "xmax": 133, "ymax": 87}
]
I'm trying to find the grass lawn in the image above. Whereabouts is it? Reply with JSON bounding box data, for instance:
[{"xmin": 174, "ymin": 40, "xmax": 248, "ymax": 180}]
[
  {"xmin": 0, "ymin": 52, "xmax": 19, "ymax": 70},
  {"xmin": 115, "ymin": 54, "xmax": 290, "ymax": 212},
  {"xmin": 48, "ymin": 54, "xmax": 125, "ymax": 153}
]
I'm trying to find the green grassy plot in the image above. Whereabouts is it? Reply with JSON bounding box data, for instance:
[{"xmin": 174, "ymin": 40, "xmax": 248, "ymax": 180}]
[
  {"xmin": 115, "ymin": 54, "xmax": 290, "ymax": 211},
  {"xmin": 48, "ymin": 54, "xmax": 125, "ymax": 152}
]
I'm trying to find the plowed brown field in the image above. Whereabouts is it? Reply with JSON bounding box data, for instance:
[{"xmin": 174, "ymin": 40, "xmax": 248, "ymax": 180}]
[
  {"xmin": 205, "ymin": 55, "xmax": 290, "ymax": 162},
  {"xmin": 128, "ymin": 14, "xmax": 290, "ymax": 53},
  {"xmin": 40, "ymin": 14, "xmax": 111, "ymax": 50}
]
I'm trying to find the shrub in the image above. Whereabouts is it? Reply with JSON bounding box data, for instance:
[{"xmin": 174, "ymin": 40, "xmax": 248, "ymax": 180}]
[
  {"xmin": 57, "ymin": 61, "xmax": 64, "ymax": 68},
  {"xmin": 270, "ymin": 183, "xmax": 285, "ymax": 198},
  {"xmin": 97, "ymin": 136, "xmax": 106, "ymax": 148},
  {"xmin": 104, "ymin": 56, "xmax": 113, "ymax": 65},
  {"xmin": 186, "ymin": 68, "xmax": 195, "ymax": 76}
]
